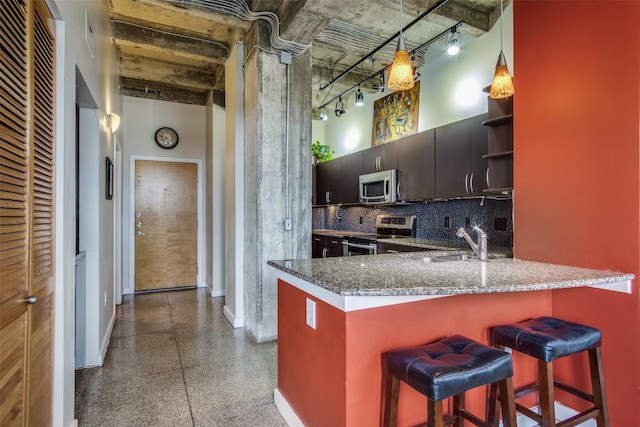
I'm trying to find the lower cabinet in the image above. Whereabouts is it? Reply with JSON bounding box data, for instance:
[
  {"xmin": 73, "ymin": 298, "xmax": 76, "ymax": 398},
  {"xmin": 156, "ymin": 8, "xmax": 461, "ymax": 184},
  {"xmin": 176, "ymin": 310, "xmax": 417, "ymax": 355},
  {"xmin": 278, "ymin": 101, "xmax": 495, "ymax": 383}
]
[
  {"xmin": 377, "ymin": 242, "xmax": 432, "ymax": 254},
  {"xmin": 312, "ymin": 234, "xmax": 344, "ymax": 258}
]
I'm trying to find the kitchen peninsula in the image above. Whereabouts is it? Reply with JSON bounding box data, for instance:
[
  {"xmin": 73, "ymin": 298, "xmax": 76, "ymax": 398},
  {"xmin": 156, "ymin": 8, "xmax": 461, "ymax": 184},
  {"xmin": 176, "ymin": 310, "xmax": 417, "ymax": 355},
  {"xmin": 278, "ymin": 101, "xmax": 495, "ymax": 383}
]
[{"xmin": 268, "ymin": 254, "xmax": 633, "ymax": 427}]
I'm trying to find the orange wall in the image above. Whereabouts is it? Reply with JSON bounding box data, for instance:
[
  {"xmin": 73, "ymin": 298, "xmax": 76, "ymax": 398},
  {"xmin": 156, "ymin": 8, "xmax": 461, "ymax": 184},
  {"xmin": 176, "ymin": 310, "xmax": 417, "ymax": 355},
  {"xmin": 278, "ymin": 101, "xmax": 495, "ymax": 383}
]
[
  {"xmin": 278, "ymin": 279, "xmax": 550, "ymax": 426},
  {"xmin": 513, "ymin": 1, "xmax": 640, "ymax": 424}
]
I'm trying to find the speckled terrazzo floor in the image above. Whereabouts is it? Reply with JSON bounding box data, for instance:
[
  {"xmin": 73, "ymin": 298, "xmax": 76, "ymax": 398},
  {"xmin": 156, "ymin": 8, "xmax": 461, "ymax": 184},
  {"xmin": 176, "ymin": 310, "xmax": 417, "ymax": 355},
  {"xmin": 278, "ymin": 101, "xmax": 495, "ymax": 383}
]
[{"xmin": 75, "ymin": 289, "xmax": 285, "ymax": 427}]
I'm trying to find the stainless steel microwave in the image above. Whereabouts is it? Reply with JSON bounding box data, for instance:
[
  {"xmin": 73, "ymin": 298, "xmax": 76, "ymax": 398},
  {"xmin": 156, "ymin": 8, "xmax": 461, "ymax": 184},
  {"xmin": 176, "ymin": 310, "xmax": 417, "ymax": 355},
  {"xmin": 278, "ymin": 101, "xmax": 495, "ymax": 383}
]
[{"xmin": 359, "ymin": 169, "xmax": 397, "ymax": 205}]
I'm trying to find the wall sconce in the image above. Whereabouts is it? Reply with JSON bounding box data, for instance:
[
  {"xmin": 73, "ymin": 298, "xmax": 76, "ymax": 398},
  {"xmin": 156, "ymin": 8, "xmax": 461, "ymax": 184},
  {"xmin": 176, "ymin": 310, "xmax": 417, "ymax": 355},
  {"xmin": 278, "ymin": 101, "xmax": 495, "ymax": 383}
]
[
  {"xmin": 335, "ymin": 96, "xmax": 345, "ymax": 117},
  {"xmin": 355, "ymin": 88, "xmax": 364, "ymax": 106},
  {"xmin": 107, "ymin": 113, "xmax": 121, "ymax": 134},
  {"xmin": 446, "ymin": 29, "xmax": 461, "ymax": 55}
]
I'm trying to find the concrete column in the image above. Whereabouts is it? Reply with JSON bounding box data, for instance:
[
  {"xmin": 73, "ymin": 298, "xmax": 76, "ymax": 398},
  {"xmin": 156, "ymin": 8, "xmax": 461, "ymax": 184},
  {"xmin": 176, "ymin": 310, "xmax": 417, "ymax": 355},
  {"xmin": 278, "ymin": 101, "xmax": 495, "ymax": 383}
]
[{"xmin": 243, "ymin": 23, "xmax": 312, "ymax": 342}]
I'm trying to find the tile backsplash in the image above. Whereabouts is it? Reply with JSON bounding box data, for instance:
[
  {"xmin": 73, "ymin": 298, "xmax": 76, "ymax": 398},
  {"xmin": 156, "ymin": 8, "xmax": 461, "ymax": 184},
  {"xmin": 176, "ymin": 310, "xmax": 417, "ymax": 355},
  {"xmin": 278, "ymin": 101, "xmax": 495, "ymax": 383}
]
[{"xmin": 312, "ymin": 198, "xmax": 513, "ymax": 247}]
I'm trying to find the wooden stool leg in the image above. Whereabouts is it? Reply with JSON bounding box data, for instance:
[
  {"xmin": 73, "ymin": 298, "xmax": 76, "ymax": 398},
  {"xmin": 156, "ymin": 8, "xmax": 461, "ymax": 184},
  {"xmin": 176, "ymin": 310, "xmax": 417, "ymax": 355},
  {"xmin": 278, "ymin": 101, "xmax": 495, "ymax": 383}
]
[
  {"xmin": 452, "ymin": 393, "xmax": 464, "ymax": 427},
  {"xmin": 427, "ymin": 399, "xmax": 445, "ymax": 427},
  {"xmin": 539, "ymin": 359, "xmax": 556, "ymax": 427},
  {"xmin": 486, "ymin": 382, "xmax": 500, "ymax": 427},
  {"xmin": 383, "ymin": 374, "xmax": 400, "ymax": 427},
  {"xmin": 588, "ymin": 347, "xmax": 609, "ymax": 427},
  {"xmin": 498, "ymin": 377, "xmax": 517, "ymax": 427}
]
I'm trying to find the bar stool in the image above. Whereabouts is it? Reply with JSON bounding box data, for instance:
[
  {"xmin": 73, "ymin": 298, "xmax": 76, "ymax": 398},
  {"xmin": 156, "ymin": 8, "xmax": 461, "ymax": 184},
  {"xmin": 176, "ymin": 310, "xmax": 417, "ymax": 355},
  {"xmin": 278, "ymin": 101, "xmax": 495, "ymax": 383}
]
[
  {"xmin": 491, "ymin": 316, "xmax": 608, "ymax": 427},
  {"xmin": 382, "ymin": 335, "xmax": 517, "ymax": 427}
]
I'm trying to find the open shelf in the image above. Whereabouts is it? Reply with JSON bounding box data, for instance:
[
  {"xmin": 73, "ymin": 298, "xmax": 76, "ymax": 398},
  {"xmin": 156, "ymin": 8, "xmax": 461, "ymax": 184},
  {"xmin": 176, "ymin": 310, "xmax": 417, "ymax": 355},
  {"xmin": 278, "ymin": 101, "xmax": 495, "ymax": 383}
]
[
  {"xmin": 482, "ymin": 114, "xmax": 513, "ymax": 127},
  {"xmin": 483, "ymin": 150, "xmax": 513, "ymax": 160}
]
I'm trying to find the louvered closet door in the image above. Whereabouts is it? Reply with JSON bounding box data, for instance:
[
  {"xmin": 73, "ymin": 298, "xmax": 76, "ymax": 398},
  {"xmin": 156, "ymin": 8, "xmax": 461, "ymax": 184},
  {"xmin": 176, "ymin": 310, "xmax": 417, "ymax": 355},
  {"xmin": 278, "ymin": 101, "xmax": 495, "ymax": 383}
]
[{"xmin": 0, "ymin": 1, "xmax": 56, "ymax": 425}]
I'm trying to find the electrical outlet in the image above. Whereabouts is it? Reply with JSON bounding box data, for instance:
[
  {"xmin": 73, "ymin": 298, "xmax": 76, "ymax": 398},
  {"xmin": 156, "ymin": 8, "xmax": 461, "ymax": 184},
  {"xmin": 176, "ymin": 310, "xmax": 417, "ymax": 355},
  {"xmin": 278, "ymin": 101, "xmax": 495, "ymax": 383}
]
[
  {"xmin": 284, "ymin": 218, "xmax": 292, "ymax": 230},
  {"xmin": 465, "ymin": 217, "xmax": 471, "ymax": 228},
  {"xmin": 359, "ymin": 216, "xmax": 363, "ymax": 224},
  {"xmin": 306, "ymin": 298, "xmax": 316, "ymax": 329},
  {"xmin": 444, "ymin": 217, "xmax": 450, "ymax": 228},
  {"xmin": 495, "ymin": 217, "xmax": 508, "ymax": 231}
]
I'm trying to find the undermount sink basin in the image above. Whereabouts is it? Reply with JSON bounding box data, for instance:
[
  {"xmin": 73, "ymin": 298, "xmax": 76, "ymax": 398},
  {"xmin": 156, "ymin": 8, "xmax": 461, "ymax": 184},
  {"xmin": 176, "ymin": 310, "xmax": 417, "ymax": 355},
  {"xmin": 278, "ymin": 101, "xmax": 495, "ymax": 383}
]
[{"xmin": 422, "ymin": 254, "xmax": 491, "ymax": 262}]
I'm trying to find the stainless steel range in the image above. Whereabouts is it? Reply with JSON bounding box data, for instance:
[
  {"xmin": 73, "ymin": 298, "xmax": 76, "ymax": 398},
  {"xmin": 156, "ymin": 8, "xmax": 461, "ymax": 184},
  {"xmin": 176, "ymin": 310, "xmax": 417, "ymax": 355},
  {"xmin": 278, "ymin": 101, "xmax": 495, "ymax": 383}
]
[{"xmin": 342, "ymin": 215, "xmax": 416, "ymax": 256}]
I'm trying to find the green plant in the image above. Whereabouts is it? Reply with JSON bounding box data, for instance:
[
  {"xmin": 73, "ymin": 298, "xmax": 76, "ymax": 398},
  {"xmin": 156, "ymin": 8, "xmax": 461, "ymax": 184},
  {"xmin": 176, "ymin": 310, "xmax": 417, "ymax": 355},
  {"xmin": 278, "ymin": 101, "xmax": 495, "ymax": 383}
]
[{"xmin": 312, "ymin": 141, "xmax": 334, "ymax": 164}]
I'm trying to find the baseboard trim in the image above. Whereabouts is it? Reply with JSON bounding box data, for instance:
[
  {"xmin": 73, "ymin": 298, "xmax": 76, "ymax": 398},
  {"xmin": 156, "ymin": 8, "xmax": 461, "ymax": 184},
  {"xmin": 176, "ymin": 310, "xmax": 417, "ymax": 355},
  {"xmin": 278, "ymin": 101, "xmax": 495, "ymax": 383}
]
[
  {"xmin": 99, "ymin": 311, "xmax": 116, "ymax": 365},
  {"xmin": 274, "ymin": 388, "xmax": 304, "ymax": 427},
  {"xmin": 223, "ymin": 305, "xmax": 244, "ymax": 328}
]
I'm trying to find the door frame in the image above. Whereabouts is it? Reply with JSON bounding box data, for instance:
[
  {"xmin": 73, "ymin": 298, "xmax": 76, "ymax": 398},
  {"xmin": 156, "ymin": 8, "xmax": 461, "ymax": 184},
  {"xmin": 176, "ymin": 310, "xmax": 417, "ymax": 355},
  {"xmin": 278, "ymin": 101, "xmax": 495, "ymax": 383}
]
[{"xmin": 126, "ymin": 155, "xmax": 204, "ymax": 294}]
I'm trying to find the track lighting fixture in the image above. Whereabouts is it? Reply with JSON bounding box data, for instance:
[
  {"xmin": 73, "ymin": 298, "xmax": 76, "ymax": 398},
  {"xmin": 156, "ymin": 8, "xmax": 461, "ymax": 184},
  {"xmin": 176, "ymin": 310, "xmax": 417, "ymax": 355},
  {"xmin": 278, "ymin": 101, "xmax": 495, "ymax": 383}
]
[
  {"xmin": 446, "ymin": 29, "xmax": 460, "ymax": 56},
  {"xmin": 335, "ymin": 96, "xmax": 345, "ymax": 117},
  {"xmin": 489, "ymin": 0, "xmax": 514, "ymax": 99},
  {"xmin": 320, "ymin": 109, "xmax": 328, "ymax": 122},
  {"xmin": 355, "ymin": 88, "xmax": 364, "ymax": 106},
  {"xmin": 387, "ymin": 0, "xmax": 415, "ymax": 91}
]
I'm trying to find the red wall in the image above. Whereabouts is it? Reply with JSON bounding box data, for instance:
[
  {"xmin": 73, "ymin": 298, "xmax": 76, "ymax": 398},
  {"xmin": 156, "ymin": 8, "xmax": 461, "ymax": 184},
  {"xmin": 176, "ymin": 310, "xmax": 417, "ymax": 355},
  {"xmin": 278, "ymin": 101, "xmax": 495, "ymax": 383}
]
[
  {"xmin": 513, "ymin": 1, "xmax": 640, "ymax": 424},
  {"xmin": 278, "ymin": 279, "xmax": 550, "ymax": 426}
]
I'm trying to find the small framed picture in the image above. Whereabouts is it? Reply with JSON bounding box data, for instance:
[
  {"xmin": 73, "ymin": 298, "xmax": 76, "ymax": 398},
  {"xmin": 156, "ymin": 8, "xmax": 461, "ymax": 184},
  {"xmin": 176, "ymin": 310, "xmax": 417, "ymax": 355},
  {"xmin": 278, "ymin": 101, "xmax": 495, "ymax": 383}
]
[{"xmin": 105, "ymin": 156, "xmax": 113, "ymax": 200}]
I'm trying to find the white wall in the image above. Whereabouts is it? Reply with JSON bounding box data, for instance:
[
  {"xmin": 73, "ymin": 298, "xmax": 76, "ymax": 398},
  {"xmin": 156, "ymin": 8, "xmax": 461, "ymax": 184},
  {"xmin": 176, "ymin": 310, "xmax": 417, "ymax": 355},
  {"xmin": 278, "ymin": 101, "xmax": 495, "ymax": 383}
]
[
  {"xmin": 121, "ymin": 96, "xmax": 207, "ymax": 294},
  {"xmin": 49, "ymin": 0, "xmax": 122, "ymax": 425},
  {"xmin": 205, "ymin": 95, "xmax": 226, "ymax": 296},
  {"xmin": 318, "ymin": 3, "xmax": 514, "ymax": 158}
]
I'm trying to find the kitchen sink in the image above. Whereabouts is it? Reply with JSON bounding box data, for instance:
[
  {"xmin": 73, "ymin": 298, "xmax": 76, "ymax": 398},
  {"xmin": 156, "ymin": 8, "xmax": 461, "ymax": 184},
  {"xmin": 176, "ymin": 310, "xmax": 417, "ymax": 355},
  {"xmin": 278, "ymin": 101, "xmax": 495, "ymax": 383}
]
[{"xmin": 422, "ymin": 254, "xmax": 491, "ymax": 262}]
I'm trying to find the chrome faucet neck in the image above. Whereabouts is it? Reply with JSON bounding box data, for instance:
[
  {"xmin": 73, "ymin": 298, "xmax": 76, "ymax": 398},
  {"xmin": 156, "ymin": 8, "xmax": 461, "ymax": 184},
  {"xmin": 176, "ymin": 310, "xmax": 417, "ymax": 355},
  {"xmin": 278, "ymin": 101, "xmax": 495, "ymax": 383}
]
[{"xmin": 456, "ymin": 226, "xmax": 488, "ymax": 261}]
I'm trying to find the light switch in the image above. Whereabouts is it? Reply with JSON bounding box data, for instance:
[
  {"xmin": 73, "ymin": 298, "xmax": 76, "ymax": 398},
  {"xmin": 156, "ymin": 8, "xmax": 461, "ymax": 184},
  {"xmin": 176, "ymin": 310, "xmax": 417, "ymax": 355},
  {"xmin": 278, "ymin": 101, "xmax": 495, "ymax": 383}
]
[{"xmin": 306, "ymin": 298, "xmax": 316, "ymax": 329}]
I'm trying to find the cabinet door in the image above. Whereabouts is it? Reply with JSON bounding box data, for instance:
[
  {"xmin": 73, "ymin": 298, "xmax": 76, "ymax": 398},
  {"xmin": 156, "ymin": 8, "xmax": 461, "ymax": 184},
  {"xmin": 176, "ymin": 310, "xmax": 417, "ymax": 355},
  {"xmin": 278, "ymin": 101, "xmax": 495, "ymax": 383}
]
[
  {"xmin": 315, "ymin": 158, "xmax": 342, "ymax": 205},
  {"xmin": 326, "ymin": 237, "xmax": 344, "ymax": 257},
  {"xmin": 435, "ymin": 120, "xmax": 470, "ymax": 198},
  {"xmin": 468, "ymin": 114, "xmax": 488, "ymax": 195},
  {"xmin": 397, "ymin": 130, "xmax": 435, "ymax": 201},
  {"xmin": 341, "ymin": 151, "xmax": 363, "ymax": 204},
  {"xmin": 362, "ymin": 140, "xmax": 398, "ymax": 173},
  {"xmin": 312, "ymin": 235, "xmax": 326, "ymax": 258}
]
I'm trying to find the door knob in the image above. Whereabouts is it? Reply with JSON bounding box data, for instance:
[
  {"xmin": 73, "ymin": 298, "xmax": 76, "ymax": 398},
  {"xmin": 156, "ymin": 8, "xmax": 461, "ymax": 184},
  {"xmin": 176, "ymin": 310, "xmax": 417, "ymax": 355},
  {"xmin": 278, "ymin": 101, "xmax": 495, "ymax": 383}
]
[
  {"xmin": 136, "ymin": 221, "xmax": 143, "ymax": 227},
  {"xmin": 136, "ymin": 212, "xmax": 142, "ymax": 218},
  {"xmin": 25, "ymin": 295, "xmax": 38, "ymax": 304},
  {"xmin": 136, "ymin": 230, "xmax": 146, "ymax": 236}
]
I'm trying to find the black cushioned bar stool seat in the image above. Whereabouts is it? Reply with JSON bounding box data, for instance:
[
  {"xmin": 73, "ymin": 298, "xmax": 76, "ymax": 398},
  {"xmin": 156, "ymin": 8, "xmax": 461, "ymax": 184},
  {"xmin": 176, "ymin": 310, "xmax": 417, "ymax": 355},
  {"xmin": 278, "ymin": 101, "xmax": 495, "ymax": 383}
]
[
  {"xmin": 382, "ymin": 335, "xmax": 517, "ymax": 427},
  {"xmin": 491, "ymin": 316, "xmax": 609, "ymax": 427}
]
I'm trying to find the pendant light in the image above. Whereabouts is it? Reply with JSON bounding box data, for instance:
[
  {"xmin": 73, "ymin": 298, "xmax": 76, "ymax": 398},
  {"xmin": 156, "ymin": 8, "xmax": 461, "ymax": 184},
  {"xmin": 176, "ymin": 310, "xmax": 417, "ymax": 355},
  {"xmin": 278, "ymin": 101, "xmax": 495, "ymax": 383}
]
[
  {"xmin": 489, "ymin": 0, "xmax": 514, "ymax": 99},
  {"xmin": 387, "ymin": 0, "xmax": 415, "ymax": 91}
]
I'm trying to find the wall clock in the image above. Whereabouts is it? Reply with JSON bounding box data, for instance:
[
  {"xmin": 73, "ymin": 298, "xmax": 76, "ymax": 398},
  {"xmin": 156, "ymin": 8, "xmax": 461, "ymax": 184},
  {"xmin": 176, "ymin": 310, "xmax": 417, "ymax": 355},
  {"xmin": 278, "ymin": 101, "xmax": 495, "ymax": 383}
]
[{"xmin": 154, "ymin": 127, "xmax": 179, "ymax": 150}]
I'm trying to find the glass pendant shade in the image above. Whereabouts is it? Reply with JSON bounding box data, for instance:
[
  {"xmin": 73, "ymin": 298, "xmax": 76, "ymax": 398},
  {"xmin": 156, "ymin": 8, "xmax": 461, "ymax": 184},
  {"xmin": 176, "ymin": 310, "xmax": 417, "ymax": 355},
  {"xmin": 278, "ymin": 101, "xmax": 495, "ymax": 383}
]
[
  {"xmin": 489, "ymin": 52, "xmax": 515, "ymax": 99},
  {"xmin": 387, "ymin": 35, "xmax": 415, "ymax": 91}
]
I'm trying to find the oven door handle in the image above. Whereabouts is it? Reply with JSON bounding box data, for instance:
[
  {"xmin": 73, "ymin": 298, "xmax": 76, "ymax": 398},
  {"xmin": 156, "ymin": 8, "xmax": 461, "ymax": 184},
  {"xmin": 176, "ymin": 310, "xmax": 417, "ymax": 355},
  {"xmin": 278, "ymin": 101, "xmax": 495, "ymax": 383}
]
[{"xmin": 343, "ymin": 241, "xmax": 377, "ymax": 255}]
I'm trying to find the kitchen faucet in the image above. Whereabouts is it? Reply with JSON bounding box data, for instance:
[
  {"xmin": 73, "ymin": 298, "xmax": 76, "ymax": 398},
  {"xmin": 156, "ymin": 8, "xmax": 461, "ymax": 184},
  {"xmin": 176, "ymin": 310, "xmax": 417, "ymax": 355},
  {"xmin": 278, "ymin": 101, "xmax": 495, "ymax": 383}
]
[{"xmin": 456, "ymin": 226, "xmax": 488, "ymax": 261}]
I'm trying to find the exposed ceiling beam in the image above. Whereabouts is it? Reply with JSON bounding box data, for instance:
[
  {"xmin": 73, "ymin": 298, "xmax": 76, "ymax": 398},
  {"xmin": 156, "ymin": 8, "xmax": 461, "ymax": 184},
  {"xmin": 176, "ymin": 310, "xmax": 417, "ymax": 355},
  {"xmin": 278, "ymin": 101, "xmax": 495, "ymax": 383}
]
[
  {"xmin": 111, "ymin": 20, "xmax": 230, "ymax": 62},
  {"xmin": 119, "ymin": 54, "xmax": 223, "ymax": 91},
  {"xmin": 119, "ymin": 77, "xmax": 211, "ymax": 105}
]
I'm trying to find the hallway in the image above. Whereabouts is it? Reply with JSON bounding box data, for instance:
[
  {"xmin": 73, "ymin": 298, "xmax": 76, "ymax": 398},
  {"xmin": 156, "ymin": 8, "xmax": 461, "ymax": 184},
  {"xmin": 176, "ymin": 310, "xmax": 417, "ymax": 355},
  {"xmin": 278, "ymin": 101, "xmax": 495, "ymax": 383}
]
[{"xmin": 75, "ymin": 289, "xmax": 286, "ymax": 426}]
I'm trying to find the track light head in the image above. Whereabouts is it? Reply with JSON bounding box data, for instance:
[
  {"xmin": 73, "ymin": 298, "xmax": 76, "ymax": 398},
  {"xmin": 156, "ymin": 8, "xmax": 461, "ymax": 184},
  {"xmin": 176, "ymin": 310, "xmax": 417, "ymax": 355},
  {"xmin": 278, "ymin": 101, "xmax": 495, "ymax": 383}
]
[
  {"xmin": 335, "ymin": 96, "xmax": 345, "ymax": 117},
  {"xmin": 320, "ymin": 109, "xmax": 328, "ymax": 122},
  {"xmin": 355, "ymin": 88, "xmax": 364, "ymax": 106},
  {"xmin": 446, "ymin": 29, "xmax": 461, "ymax": 56}
]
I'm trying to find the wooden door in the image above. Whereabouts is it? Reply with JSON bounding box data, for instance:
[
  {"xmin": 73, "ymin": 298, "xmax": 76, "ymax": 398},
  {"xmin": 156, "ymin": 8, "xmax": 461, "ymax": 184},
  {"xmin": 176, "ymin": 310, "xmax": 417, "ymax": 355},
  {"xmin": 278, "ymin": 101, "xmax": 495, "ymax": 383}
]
[
  {"xmin": 134, "ymin": 160, "xmax": 197, "ymax": 291},
  {"xmin": 1, "ymin": 1, "xmax": 56, "ymax": 425}
]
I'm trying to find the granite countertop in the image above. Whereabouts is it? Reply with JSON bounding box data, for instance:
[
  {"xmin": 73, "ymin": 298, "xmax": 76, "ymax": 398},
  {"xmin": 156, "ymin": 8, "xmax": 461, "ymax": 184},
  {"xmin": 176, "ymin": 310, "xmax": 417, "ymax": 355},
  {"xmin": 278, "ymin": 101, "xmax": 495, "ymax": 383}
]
[{"xmin": 268, "ymin": 252, "xmax": 634, "ymax": 297}]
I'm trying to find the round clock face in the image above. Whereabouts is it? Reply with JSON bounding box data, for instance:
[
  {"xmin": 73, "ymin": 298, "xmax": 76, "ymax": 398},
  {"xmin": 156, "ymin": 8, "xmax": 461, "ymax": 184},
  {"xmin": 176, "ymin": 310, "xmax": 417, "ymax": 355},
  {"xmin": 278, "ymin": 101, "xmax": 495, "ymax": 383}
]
[{"xmin": 154, "ymin": 127, "xmax": 179, "ymax": 149}]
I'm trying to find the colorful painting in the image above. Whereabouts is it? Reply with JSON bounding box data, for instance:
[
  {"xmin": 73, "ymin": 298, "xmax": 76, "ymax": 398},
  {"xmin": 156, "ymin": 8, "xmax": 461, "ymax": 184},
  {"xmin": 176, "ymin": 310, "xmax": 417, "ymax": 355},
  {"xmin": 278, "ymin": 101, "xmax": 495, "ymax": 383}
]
[{"xmin": 371, "ymin": 81, "xmax": 420, "ymax": 146}]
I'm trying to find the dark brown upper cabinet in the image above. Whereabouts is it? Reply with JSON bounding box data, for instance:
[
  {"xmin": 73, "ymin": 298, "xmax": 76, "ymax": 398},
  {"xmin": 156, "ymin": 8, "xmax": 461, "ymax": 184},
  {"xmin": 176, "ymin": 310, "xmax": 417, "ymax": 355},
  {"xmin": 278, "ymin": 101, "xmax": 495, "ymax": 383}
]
[{"xmin": 397, "ymin": 129, "xmax": 436, "ymax": 201}]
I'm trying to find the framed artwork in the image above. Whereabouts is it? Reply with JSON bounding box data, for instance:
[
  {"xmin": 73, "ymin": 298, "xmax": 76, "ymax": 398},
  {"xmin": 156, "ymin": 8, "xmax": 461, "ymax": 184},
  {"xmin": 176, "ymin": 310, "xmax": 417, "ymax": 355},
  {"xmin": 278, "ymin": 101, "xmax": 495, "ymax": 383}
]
[
  {"xmin": 371, "ymin": 81, "xmax": 420, "ymax": 146},
  {"xmin": 105, "ymin": 156, "xmax": 113, "ymax": 200}
]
